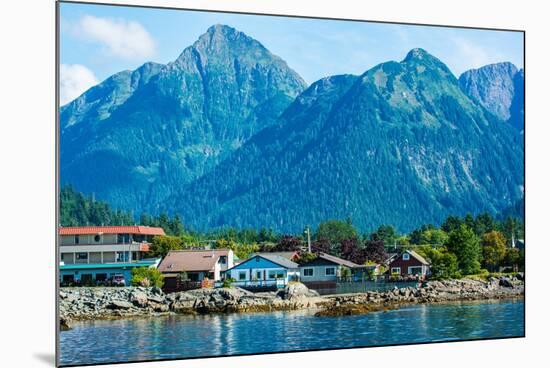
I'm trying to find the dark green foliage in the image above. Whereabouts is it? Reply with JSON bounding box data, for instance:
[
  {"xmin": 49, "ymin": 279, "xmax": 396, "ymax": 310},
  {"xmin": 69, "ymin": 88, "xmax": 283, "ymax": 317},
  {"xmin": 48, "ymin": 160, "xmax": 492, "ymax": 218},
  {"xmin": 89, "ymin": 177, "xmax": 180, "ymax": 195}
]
[
  {"xmin": 430, "ymin": 250, "xmax": 460, "ymax": 280},
  {"xmin": 60, "ymin": 186, "xmax": 134, "ymax": 227},
  {"xmin": 504, "ymin": 248, "xmax": 524, "ymax": 271},
  {"xmin": 316, "ymin": 219, "xmax": 359, "ymax": 245},
  {"xmin": 171, "ymin": 49, "xmax": 524, "ymax": 234},
  {"xmin": 445, "ymin": 225, "xmax": 481, "ymax": 275},
  {"xmin": 369, "ymin": 225, "xmax": 397, "ymax": 245},
  {"xmin": 441, "ymin": 216, "xmax": 463, "ymax": 233}
]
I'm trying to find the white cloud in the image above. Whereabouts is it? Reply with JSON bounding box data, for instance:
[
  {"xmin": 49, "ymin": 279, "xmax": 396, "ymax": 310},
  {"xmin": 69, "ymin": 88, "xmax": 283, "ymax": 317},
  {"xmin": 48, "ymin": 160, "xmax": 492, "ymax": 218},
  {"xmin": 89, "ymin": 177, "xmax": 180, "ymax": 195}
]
[
  {"xmin": 77, "ymin": 15, "xmax": 156, "ymax": 59},
  {"xmin": 60, "ymin": 64, "xmax": 98, "ymax": 105}
]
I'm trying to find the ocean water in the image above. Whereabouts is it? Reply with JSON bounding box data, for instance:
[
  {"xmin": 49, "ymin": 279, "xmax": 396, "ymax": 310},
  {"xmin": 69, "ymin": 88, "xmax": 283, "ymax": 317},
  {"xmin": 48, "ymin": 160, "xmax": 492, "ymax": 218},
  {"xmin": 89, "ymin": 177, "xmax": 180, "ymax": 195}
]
[{"xmin": 59, "ymin": 299, "xmax": 524, "ymax": 366}]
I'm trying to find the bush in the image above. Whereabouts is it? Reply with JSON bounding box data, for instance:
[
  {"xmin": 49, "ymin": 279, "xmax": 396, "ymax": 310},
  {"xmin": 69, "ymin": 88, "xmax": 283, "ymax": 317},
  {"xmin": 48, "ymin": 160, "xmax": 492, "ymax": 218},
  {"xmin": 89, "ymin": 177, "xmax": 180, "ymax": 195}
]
[
  {"xmin": 131, "ymin": 267, "xmax": 164, "ymax": 288},
  {"xmin": 222, "ymin": 278, "xmax": 235, "ymax": 288}
]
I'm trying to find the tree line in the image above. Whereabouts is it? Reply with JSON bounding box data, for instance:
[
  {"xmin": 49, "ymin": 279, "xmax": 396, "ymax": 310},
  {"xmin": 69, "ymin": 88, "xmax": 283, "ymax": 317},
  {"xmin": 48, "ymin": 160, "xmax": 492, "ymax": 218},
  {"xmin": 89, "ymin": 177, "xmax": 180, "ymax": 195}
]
[{"xmin": 60, "ymin": 185, "xmax": 524, "ymax": 279}]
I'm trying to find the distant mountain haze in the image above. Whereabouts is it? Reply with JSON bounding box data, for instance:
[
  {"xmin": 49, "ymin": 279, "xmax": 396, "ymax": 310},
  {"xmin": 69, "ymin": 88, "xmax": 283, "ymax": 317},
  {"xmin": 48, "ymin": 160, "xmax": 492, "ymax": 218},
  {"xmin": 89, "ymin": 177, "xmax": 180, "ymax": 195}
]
[{"xmin": 60, "ymin": 25, "xmax": 524, "ymax": 233}]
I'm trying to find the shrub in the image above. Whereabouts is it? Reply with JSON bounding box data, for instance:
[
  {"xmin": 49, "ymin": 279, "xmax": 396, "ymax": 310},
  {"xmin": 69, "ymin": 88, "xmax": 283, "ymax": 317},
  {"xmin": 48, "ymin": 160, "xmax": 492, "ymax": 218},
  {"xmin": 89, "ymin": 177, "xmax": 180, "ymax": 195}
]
[
  {"xmin": 131, "ymin": 267, "xmax": 164, "ymax": 288},
  {"xmin": 222, "ymin": 278, "xmax": 235, "ymax": 288}
]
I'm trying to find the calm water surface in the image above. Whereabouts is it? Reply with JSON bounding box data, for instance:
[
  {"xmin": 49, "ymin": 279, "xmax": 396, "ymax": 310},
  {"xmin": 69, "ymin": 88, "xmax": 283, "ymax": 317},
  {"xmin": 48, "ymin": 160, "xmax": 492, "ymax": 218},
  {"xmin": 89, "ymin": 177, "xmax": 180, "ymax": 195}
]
[{"xmin": 60, "ymin": 299, "xmax": 524, "ymax": 366}]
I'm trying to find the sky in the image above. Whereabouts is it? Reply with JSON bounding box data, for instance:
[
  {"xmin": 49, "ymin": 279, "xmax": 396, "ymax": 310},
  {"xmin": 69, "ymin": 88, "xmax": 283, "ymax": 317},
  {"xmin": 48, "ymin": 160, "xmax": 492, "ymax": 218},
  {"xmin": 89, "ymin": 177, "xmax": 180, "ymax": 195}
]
[{"xmin": 59, "ymin": 2, "xmax": 524, "ymax": 105}]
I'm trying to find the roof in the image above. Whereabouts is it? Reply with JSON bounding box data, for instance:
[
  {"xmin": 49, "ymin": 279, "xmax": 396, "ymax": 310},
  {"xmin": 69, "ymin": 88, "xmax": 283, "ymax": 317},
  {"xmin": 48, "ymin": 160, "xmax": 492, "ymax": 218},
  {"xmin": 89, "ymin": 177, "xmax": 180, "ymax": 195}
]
[
  {"xmin": 59, "ymin": 259, "xmax": 160, "ymax": 270},
  {"xmin": 384, "ymin": 253, "xmax": 398, "ymax": 264},
  {"xmin": 251, "ymin": 251, "xmax": 298, "ymax": 261},
  {"xmin": 392, "ymin": 250, "xmax": 430, "ymax": 265},
  {"xmin": 228, "ymin": 254, "xmax": 299, "ymax": 271},
  {"xmin": 157, "ymin": 249, "xmax": 231, "ymax": 273},
  {"xmin": 258, "ymin": 254, "xmax": 299, "ymax": 269},
  {"xmin": 59, "ymin": 226, "xmax": 166, "ymax": 236},
  {"xmin": 318, "ymin": 253, "xmax": 360, "ymax": 268},
  {"xmin": 300, "ymin": 253, "xmax": 360, "ymax": 268}
]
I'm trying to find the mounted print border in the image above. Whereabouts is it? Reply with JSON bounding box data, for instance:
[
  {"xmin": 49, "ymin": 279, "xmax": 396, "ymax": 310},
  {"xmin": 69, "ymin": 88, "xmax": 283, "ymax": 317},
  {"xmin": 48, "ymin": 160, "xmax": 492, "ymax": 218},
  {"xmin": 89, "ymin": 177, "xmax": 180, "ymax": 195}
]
[{"xmin": 56, "ymin": 1, "xmax": 525, "ymax": 366}]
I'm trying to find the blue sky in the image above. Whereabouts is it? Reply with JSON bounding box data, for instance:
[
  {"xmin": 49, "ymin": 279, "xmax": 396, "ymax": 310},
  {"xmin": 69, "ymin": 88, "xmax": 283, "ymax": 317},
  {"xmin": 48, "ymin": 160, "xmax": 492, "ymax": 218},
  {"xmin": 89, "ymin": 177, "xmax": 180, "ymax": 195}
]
[{"xmin": 59, "ymin": 2, "xmax": 524, "ymax": 105}]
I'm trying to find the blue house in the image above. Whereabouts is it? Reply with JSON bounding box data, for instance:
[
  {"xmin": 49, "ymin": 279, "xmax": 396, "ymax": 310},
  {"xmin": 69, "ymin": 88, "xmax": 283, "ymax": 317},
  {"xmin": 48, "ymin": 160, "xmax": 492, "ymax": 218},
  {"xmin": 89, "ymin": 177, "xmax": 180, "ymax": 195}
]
[{"xmin": 225, "ymin": 254, "xmax": 300, "ymax": 289}]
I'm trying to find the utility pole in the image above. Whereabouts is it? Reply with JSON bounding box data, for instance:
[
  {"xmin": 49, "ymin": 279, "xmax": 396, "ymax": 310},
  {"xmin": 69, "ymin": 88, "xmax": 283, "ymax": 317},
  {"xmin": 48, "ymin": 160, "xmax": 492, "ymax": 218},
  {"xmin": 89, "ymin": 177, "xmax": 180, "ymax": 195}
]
[{"xmin": 305, "ymin": 226, "xmax": 311, "ymax": 253}]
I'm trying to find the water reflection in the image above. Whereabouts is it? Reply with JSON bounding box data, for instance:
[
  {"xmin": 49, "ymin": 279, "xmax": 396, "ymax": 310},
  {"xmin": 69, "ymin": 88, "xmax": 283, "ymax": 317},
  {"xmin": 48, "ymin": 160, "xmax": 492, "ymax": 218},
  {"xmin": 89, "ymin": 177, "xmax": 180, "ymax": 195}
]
[{"xmin": 60, "ymin": 300, "xmax": 524, "ymax": 366}]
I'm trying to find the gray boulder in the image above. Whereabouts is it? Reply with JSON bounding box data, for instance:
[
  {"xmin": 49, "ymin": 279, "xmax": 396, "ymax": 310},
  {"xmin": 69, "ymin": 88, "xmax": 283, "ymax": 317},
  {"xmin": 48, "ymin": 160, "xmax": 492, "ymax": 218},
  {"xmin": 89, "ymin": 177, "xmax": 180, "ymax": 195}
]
[
  {"xmin": 107, "ymin": 300, "xmax": 133, "ymax": 310},
  {"xmin": 129, "ymin": 291, "xmax": 148, "ymax": 307}
]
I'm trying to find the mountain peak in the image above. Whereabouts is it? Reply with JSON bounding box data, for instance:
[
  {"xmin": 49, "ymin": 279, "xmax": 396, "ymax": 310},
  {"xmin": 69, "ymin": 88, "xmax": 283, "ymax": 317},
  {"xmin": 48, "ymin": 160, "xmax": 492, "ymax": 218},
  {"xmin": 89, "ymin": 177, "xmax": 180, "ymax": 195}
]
[
  {"xmin": 193, "ymin": 23, "xmax": 259, "ymax": 51},
  {"xmin": 403, "ymin": 48, "xmax": 431, "ymax": 61},
  {"xmin": 401, "ymin": 48, "xmax": 454, "ymax": 78},
  {"xmin": 205, "ymin": 24, "xmax": 238, "ymax": 36}
]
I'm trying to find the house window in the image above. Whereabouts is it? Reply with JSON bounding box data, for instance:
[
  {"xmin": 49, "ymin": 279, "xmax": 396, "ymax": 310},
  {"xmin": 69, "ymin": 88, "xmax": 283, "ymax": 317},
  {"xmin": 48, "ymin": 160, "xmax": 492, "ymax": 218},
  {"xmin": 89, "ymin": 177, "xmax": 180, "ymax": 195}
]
[
  {"xmin": 219, "ymin": 256, "xmax": 227, "ymax": 264},
  {"xmin": 408, "ymin": 266, "xmax": 423, "ymax": 275},
  {"xmin": 117, "ymin": 233, "xmax": 130, "ymax": 244},
  {"xmin": 94, "ymin": 234, "xmax": 101, "ymax": 243},
  {"xmin": 76, "ymin": 253, "xmax": 88, "ymax": 260},
  {"xmin": 403, "ymin": 253, "xmax": 410, "ymax": 261},
  {"xmin": 268, "ymin": 270, "xmax": 285, "ymax": 279},
  {"xmin": 391, "ymin": 267, "xmax": 401, "ymax": 274},
  {"xmin": 116, "ymin": 252, "xmax": 128, "ymax": 262},
  {"xmin": 325, "ymin": 267, "xmax": 336, "ymax": 276},
  {"xmin": 303, "ymin": 268, "xmax": 314, "ymax": 277},
  {"xmin": 74, "ymin": 235, "xmax": 79, "ymax": 244},
  {"xmin": 238, "ymin": 271, "xmax": 247, "ymax": 281},
  {"xmin": 95, "ymin": 273, "xmax": 107, "ymax": 282},
  {"xmin": 256, "ymin": 271, "xmax": 262, "ymax": 280}
]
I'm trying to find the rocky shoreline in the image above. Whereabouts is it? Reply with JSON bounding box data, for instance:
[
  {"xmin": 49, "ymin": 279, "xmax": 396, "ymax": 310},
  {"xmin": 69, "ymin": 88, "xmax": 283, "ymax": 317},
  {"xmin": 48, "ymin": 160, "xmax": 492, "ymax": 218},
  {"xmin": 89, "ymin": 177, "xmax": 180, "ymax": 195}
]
[{"xmin": 59, "ymin": 275, "xmax": 524, "ymax": 329}]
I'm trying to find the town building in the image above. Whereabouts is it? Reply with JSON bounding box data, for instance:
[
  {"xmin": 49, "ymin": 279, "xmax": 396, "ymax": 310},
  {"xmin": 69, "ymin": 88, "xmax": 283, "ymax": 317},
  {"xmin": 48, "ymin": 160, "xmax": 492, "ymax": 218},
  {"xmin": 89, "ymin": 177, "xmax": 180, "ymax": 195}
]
[
  {"xmin": 59, "ymin": 258, "xmax": 161, "ymax": 286},
  {"xmin": 58, "ymin": 225, "xmax": 165, "ymax": 286},
  {"xmin": 387, "ymin": 250, "xmax": 430, "ymax": 277},
  {"xmin": 226, "ymin": 254, "xmax": 300, "ymax": 290},
  {"xmin": 299, "ymin": 253, "xmax": 360, "ymax": 288},
  {"xmin": 157, "ymin": 249, "xmax": 234, "ymax": 284},
  {"xmin": 59, "ymin": 225, "xmax": 165, "ymax": 264}
]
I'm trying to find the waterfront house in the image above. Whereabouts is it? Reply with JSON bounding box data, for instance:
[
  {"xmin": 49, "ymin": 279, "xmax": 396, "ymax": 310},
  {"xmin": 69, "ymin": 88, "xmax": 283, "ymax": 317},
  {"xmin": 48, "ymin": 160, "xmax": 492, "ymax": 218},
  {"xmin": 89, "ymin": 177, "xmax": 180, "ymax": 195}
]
[
  {"xmin": 59, "ymin": 258, "xmax": 161, "ymax": 286},
  {"xmin": 299, "ymin": 253, "xmax": 360, "ymax": 288},
  {"xmin": 157, "ymin": 249, "xmax": 234, "ymax": 284},
  {"xmin": 388, "ymin": 250, "xmax": 430, "ymax": 277},
  {"xmin": 226, "ymin": 254, "xmax": 300, "ymax": 290},
  {"xmin": 58, "ymin": 225, "xmax": 165, "ymax": 286},
  {"xmin": 59, "ymin": 225, "xmax": 165, "ymax": 264}
]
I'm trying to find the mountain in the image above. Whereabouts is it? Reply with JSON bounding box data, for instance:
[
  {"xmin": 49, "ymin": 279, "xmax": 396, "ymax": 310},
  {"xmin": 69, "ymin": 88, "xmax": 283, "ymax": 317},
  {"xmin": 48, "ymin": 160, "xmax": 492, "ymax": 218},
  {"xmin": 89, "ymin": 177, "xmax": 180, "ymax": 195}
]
[
  {"xmin": 169, "ymin": 48, "xmax": 524, "ymax": 233},
  {"xmin": 60, "ymin": 24, "xmax": 307, "ymax": 214},
  {"xmin": 458, "ymin": 62, "xmax": 524, "ymax": 131}
]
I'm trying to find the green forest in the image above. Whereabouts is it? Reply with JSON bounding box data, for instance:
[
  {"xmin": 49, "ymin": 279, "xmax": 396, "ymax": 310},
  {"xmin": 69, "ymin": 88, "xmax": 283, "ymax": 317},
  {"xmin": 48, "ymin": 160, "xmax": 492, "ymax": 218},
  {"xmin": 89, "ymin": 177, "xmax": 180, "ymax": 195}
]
[{"xmin": 60, "ymin": 185, "xmax": 524, "ymax": 279}]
